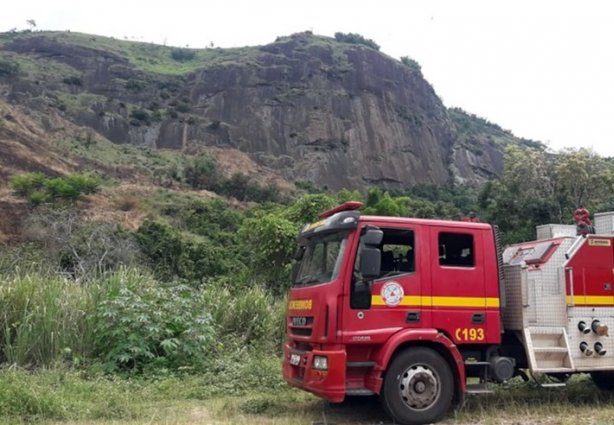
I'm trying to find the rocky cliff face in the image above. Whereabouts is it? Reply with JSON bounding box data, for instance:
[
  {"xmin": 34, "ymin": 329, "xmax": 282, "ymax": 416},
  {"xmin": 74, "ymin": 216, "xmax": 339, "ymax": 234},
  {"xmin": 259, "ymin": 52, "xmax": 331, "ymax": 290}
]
[{"xmin": 0, "ymin": 31, "xmax": 538, "ymax": 190}]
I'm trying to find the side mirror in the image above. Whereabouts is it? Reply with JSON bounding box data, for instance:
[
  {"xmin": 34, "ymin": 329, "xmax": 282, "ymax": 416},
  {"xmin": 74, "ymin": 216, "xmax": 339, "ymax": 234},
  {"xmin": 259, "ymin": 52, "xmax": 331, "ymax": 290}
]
[
  {"xmin": 360, "ymin": 246, "xmax": 381, "ymax": 279},
  {"xmin": 363, "ymin": 228, "xmax": 383, "ymax": 246}
]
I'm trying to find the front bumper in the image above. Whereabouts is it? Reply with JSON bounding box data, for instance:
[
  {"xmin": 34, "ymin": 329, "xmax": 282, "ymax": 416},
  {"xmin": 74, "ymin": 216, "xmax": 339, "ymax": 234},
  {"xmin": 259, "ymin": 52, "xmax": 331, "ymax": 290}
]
[{"xmin": 282, "ymin": 342, "xmax": 347, "ymax": 402}]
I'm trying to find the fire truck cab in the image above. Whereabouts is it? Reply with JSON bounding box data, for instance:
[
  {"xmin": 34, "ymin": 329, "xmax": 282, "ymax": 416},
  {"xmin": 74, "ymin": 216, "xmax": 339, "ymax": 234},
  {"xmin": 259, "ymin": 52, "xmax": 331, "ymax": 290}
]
[{"xmin": 282, "ymin": 202, "xmax": 614, "ymax": 425}]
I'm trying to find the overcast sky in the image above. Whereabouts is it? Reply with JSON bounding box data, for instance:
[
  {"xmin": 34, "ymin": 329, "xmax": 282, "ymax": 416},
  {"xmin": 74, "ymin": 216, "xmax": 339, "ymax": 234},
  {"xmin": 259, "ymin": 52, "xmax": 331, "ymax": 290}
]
[{"xmin": 3, "ymin": 0, "xmax": 613, "ymax": 157}]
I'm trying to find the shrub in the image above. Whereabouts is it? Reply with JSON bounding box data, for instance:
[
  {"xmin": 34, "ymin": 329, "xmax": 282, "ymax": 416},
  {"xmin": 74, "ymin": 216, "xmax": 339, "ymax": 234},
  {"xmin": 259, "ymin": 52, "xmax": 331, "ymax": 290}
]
[
  {"xmin": 92, "ymin": 273, "xmax": 216, "ymax": 373},
  {"xmin": 0, "ymin": 58, "xmax": 20, "ymax": 77},
  {"xmin": 62, "ymin": 76, "xmax": 82, "ymax": 86},
  {"xmin": 217, "ymin": 173, "xmax": 280, "ymax": 203},
  {"xmin": 9, "ymin": 172, "xmax": 47, "ymax": 196},
  {"xmin": 129, "ymin": 109, "xmax": 150, "ymax": 124},
  {"xmin": 180, "ymin": 199, "xmax": 243, "ymax": 241},
  {"xmin": 9, "ymin": 172, "xmax": 100, "ymax": 204},
  {"xmin": 170, "ymin": 48, "xmax": 196, "ymax": 62},
  {"xmin": 205, "ymin": 283, "xmax": 283, "ymax": 348},
  {"xmin": 400, "ymin": 56, "xmax": 422, "ymax": 74},
  {"xmin": 184, "ymin": 154, "xmax": 220, "ymax": 190},
  {"xmin": 125, "ymin": 79, "xmax": 145, "ymax": 93},
  {"xmin": 24, "ymin": 210, "xmax": 141, "ymax": 281},
  {"xmin": 136, "ymin": 220, "xmax": 231, "ymax": 282},
  {"xmin": 334, "ymin": 32, "xmax": 380, "ymax": 50}
]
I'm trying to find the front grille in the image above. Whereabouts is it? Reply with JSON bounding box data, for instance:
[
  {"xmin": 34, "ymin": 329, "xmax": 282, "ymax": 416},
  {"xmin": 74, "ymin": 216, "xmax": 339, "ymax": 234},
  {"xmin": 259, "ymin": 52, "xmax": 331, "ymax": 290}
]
[
  {"xmin": 289, "ymin": 316, "xmax": 314, "ymax": 337},
  {"xmin": 291, "ymin": 327, "xmax": 312, "ymax": 337}
]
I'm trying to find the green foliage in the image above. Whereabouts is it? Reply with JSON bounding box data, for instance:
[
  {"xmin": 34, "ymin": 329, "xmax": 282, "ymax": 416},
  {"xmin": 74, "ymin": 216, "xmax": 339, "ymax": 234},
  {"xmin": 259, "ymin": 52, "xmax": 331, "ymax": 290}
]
[
  {"xmin": 9, "ymin": 172, "xmax": 100, "ymax": 204},
  {"xmin": 170, "ymin": 48, "xmax": 196, "ymax": 62},
  {"xmin": 204, "ymin": 282, "xmax": 285, "ymax": 349},
  {"xmin": 0, "ymin": 58, "xmax": 20, "ymax": 76},
  {"xmin": 180, "ymin": 198, "xmax": 243, "ymax": 243},
  {"xmin": 92, "ymin": 274, "xmax": 215, "ymax": 373},
  {"xmin": 400, "ymin": 56, "xmax": 422, "ymax": 74},
  {"xmin": 334, "ymin": 32, "xmax": 380, "ymax": 50},
  {"xmin": 238, "ymin": 211, "xmax": 297, "ymax": 293},
  {"xmin": 62, "ymin": 75, "xmax": 81, "ymax": 86},
  {"xmin": 130, "ymin": 108, "xmax": 150, "ymax": 125},
  {"xmin": 9, "ymin": 172, "xmax": 47, "ymax": 196},
  {"xmin": 285, "ymin": 193, "xmax": 336, "ymax": 223},
  {"xmin": 136, "ymin": 220, "xmax": 231, "ymax": 282},
  {"xmin": 475, "ymin": 146, "xmax": 614, "ymax": 243},
  {"xmin": 217, "ymin": 173, "xmax": 280, "ymax": 203},
  {"xmin": 363, "ymin": 189, "xmax": 407, "ymax": 216},
  {"xmin": 184, "ymin": 153, "xmax": 221, "ymax": 190}
]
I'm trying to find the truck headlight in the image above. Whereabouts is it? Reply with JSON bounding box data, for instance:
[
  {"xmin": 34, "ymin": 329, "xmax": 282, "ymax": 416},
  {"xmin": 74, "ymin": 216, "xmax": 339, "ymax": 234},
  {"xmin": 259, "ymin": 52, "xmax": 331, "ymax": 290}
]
[{"xmin": 313, "ymin": 355, "xmax": 328, "ymax": 370}]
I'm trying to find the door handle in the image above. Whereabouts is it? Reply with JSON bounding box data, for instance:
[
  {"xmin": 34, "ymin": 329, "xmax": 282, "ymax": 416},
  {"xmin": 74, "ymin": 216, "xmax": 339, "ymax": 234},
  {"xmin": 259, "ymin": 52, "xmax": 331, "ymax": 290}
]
[
  {"xmin": 406, "ymin": 312, "xmax": 420, "ymax": 323},
  {"xmin": 471, "ymin": 313, "xmax": 485, "ymax": 324}
]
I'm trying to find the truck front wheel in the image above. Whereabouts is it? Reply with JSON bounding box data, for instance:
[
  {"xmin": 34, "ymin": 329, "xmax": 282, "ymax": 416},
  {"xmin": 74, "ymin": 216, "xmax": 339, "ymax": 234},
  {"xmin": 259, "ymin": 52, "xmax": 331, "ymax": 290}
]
[{"xmin": 381, "ymin": 347, "xmax": 454, "ymax": 425}]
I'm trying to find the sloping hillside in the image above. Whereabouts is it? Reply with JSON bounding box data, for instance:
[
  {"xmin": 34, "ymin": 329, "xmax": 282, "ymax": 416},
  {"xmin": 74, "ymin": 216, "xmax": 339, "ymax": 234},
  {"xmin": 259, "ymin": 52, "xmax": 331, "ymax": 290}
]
[{"xmin": 0, "ymin": 30, "xmax": 542, "ymax": 191}]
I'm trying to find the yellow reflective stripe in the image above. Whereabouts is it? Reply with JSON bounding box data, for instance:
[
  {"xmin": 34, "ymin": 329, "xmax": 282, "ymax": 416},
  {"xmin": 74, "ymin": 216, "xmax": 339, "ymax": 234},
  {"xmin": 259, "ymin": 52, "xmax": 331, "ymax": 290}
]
[
  {"xmin": 372, "ymin": 296, "xmax": 424, "ymax": 306},
  {"xmin": 371, "ymin": 295, "xmax": 500, "ymax": 308},
  {"xmin": 566, "ymin": 295, "xmax": 614, "ymax": 306}
]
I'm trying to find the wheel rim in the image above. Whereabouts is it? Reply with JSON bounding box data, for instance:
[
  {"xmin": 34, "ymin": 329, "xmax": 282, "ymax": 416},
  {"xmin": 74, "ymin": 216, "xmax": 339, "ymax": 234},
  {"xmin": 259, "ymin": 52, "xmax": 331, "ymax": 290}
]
[{"xmin": 398, "ymin": 365, "xmax": 440, "ymax": 410}]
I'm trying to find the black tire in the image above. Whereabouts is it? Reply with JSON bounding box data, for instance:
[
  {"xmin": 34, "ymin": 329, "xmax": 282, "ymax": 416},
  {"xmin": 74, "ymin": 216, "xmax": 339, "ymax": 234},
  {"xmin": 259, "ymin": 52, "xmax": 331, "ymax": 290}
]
[
  {"xmin": 591, "ymin": 371, "xmax": 614, "ymax": 390},
  {"xmin": 380, "ymin": 347, "xmax": 454, "ymax": 425}
]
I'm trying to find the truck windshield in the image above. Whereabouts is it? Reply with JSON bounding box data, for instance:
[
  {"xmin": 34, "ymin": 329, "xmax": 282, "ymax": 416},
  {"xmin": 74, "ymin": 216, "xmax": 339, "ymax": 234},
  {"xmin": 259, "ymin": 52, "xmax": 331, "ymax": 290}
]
[{"xmin": 294, "ymin": 233, "xmax": 348, "ymax": 287}]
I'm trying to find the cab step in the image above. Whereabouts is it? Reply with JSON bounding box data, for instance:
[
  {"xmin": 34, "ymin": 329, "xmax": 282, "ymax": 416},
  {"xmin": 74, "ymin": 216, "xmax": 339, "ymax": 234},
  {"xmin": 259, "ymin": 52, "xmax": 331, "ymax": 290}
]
[
  {"xmin": 466, "ymin": 383, "xmax": 493, "ymax": 394},
  {"xmin": 347, "ymin": 361, "xmax": 376, "ymax": 368},
  {"xmin": 345, "ymin": 388, "xmax": 375, "ymax": 396}
]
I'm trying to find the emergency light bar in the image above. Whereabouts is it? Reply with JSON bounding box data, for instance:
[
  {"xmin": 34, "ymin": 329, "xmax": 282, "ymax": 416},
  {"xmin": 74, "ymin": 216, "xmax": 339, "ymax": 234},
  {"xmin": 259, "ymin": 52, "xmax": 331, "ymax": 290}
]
[{"xmin": 318, "ymin": 201, "xmax": 364, "ymax": 219}]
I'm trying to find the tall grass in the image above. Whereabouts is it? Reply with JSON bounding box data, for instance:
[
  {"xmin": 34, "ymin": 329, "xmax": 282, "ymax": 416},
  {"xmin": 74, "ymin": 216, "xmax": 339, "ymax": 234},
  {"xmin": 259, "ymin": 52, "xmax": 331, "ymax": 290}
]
[
  {"xmin": 0, "ymin": 267, "xmax": 287, "ymax": 370},
  {"xmin": 0, "ymin": 272, "xmax": 92, "ymax": 367}
]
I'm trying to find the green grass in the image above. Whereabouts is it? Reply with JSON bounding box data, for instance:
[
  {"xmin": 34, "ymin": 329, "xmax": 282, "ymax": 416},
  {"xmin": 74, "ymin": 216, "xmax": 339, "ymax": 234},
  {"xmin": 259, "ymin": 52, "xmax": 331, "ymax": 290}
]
[
  {"xmin": 2, "ymin": 371, "xmax": 614, "ymax": 425},
  {"xmin": 54, "ymin": 92, "xmax": 107, "ymax": 115},
  {"xmin": 0, "ymin": 273, "xmax": 93, "ymax": 367},
  {"xmin": 0, "ymin": 31, "xmax": 260, "ymax": 75},
  {"xmin": 0, "ymin": 50, "xmax": 80, "ymax": 81},
  {"xmin": 0, "ymin": 30, "xmax": 363, "ymax": 77},
  {"xmin": 55, "ymin": 133, "xmax": 188, "ymax": 180}
]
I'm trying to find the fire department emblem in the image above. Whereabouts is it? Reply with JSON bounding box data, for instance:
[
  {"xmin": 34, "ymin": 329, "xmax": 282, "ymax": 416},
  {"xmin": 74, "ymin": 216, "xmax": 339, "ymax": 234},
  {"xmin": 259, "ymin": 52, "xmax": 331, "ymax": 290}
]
[{"xmin": 381, "ymin": 281, "xmax": 404, "ymax": 306}]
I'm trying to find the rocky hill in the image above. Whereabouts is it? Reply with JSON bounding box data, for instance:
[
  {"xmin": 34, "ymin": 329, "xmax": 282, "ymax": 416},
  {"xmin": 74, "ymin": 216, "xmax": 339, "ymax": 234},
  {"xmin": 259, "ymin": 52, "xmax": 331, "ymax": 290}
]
[{"xmin": 0, "ymin": 30, "xmax": 541, "ymax": 191}]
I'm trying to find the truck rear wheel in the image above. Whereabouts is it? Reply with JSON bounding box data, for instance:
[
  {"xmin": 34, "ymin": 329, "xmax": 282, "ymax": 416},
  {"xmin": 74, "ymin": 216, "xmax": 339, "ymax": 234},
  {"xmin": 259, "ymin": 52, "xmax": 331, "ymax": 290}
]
[
  {"xmin": 380, "ymin": 347, "xmax": 454, "ymax": 425},
  {"xmin": 591, "ymin": 371, "xmax": 614, "ymax": 390}
]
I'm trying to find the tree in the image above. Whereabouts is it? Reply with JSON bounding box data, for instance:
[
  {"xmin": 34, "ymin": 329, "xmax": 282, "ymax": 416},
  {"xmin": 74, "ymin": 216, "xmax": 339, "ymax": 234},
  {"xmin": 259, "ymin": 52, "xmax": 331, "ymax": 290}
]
[
  {"xmin": 478, "ymin": 146, "xmax": 558, "ymax": 243},
  {"xmin": 26, "ymin": 19, "xmax": 36, "ymax": 31},
  {"xmin": 553, "ymin": 148, "xmax": 611, "ymax": 216}
]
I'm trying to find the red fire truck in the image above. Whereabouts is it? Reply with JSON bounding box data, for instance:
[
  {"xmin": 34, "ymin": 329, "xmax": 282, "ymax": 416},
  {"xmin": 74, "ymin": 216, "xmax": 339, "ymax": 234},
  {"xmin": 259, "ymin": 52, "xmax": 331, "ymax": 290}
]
[{"xmin": 282, "ymin": 202, "xmax": 614, "ymax": 425}]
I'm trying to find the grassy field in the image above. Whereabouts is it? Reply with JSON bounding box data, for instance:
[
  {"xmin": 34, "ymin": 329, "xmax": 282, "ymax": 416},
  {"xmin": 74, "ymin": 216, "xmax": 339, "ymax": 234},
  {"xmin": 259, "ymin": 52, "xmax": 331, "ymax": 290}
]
[{"xmin": 2, "ymin": 370, "xmax": 614, "ymax": 425}]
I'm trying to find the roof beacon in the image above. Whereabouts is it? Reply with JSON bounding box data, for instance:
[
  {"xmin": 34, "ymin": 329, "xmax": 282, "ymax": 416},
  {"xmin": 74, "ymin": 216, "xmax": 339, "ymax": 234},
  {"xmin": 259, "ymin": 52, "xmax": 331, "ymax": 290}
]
[{"xmin": 318, "ymin": 201, "xmax": 364, "ymax": 219}]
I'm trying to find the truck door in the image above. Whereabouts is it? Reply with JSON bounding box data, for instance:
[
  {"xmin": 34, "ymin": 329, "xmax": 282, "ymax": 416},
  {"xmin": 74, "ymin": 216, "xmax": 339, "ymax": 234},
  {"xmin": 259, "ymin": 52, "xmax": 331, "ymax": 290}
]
[
  {"xmin": 429, "ymin": 228, "xmax": 497, "ymax": 345},
  {"xmin": 566, "ymin": 237, "xmax": 614, "ymax": 306},
  {"xmin": 342, "ymin": 226, "xmax": 428, "ymax": 345}
]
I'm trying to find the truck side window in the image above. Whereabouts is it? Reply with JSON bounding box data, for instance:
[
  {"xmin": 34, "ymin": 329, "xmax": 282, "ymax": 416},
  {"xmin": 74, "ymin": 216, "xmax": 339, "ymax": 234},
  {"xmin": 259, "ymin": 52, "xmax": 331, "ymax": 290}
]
[
  {"xmin": 439, "ymin": 232, "xmax": 474, "ymax": 267},
  {"xmin": 377, "ymin": 228, "xmax": 415, "ymax": 278}
]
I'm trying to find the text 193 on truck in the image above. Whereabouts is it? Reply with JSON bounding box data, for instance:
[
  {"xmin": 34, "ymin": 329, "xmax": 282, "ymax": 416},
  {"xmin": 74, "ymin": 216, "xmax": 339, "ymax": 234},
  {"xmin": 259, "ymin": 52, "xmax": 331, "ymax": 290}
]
[{"xmin": 282, "ymin": 201, "xmax": 614, "ymax": 425}]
